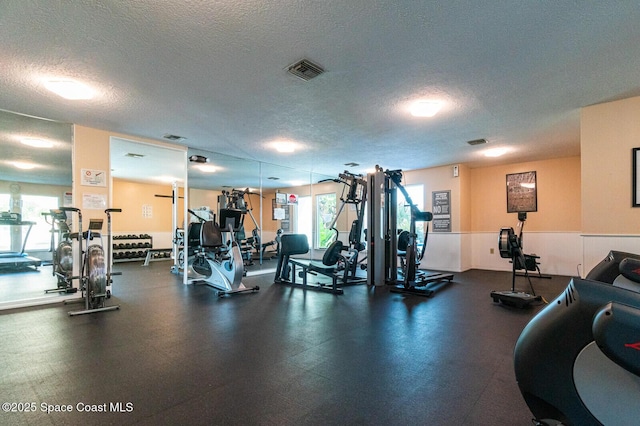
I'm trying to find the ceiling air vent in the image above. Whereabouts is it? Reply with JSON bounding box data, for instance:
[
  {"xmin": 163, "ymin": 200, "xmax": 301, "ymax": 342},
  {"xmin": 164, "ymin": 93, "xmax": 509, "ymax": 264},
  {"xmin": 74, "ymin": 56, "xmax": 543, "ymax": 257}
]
[
  {"xmin": 344, "ymin": 162, "xmax": 360, "ymax": 167},
  {"xmin": 267, "ymin": 177, "xmax": 280, "ymax": 180},
  {"xmin": 467, "ymin": 138, "xmax": 488, "ymax": 146},
  {"xmin": 287, "ymin": 59, "xmax": 324, "ymax": 81},
  {"xmin": 125, "ymin": 153, "xmax": 145, "ymax": 159},
  {"xmin": 163, "ymin": 133, "xmax": 186, "ymax": 142}
]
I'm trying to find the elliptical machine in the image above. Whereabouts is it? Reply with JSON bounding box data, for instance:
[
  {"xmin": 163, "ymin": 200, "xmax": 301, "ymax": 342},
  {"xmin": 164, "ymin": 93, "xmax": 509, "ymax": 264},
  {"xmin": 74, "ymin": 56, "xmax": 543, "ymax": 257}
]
[
  {"xmin": 44, "ymin": 209, "xmax": 77, "ymax": 294},
  {"xmin": 62, "ymin": 207, "xmax": 122, "ymax": 316},
  {"xmin": 514, "ymin": 250, "xmax": 640, "ymax": 425}
]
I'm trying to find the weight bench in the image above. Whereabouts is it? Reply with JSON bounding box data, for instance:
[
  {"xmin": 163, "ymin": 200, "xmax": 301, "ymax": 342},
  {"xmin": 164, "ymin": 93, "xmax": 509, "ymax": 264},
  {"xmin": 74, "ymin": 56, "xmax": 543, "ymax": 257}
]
[{"xmin": 274, "ymin": 234, "xmax": 351, "ymax": 295}]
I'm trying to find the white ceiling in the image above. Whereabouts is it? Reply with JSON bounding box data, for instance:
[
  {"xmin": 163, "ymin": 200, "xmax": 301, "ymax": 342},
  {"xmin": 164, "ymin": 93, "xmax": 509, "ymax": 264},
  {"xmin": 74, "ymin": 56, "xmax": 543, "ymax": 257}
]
[{"xmin": 2, "ymin": 1, "xmax": 640, "ymax": 184}]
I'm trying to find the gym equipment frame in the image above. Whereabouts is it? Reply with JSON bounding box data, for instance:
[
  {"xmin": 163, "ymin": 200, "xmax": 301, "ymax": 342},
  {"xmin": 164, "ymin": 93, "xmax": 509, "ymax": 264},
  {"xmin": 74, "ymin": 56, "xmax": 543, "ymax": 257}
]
[
  {"xmin": 366, "ymin": 166, "xmax": 453, "ymax": 296},
  {"xmin": 187, "ymin": 208, "xmax": 259, "ymax": 296},
  {"xmin": 44, "ymin": 209, "xmax": 77, "ymax": 294},
  {"xmin": 64, "ymin": 207, "xmax": 122, "ymax": 316},
  {"xmin": 491, "ymin": 212, "xmax": 543, "ymax": 308},
  {"xmin": 0, "ymin": 211, "xmax": 42, "ymax": 271}
]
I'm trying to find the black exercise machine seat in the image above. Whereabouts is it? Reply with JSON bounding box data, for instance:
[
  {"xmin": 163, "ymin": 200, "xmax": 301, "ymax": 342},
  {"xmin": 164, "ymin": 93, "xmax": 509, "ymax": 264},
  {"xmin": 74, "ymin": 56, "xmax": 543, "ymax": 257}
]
[
  {"xmin": 200, "ymin": 221, "xmax": 224, "ymax": 249},
  {"xmin": 274, "ymin": 234, "xmax": 350, "ymax": 294},
  {"xmin": 321, "ymin": 240, "xmax": 344, "ymax": 268}
]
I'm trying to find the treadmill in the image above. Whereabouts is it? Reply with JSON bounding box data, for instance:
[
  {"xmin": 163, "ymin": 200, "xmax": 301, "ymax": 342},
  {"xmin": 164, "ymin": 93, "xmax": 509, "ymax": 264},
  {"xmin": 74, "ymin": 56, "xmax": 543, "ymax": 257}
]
[{"xmin": 0, "ymin": 212, "xmax": 42, "ymax": 270}]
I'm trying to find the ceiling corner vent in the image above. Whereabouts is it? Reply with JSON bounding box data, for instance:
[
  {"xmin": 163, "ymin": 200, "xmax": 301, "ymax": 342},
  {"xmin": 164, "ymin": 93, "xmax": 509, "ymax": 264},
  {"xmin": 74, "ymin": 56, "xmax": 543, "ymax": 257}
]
[
  {"xmin": 467, "ymin": 138, "xmax": 488, "ymax": 146},
  {"xmin": 287, "ymin": 59, "xmax": 324, "ymax": 81}
]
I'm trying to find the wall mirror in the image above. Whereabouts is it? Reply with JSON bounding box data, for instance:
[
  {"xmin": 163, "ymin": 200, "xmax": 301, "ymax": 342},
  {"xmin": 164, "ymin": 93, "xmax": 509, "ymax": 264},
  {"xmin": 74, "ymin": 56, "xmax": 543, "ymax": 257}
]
[
  {"xmin": 110, "ymin": 137, "xmax": 187, "ymax": 275},
  {"xmin": 0, "ymin": 109, "xmax": 73, "ymax": 310}
]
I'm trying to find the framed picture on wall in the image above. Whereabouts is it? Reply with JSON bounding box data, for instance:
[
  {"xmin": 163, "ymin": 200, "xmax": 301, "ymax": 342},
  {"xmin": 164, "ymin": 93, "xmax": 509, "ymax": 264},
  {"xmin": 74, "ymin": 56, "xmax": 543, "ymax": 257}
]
[
  {"xmin": 633, "ymin": 148, "xmax": 640, "ymax": 207},
  {"xmin": 506, "ymin": 171, "xmax": 537, "ymax": 213}
]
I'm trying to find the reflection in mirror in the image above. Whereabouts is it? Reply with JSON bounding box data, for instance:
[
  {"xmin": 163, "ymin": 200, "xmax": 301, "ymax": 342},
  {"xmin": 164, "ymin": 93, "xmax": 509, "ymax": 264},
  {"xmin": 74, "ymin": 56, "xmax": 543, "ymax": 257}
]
[
  {"xmin": 110, "ymin": 137, "xmax": 187, "ymax": 275},
  {"xmin": 187, "ymin": 149, "xmax": 266, "ymax": 275},
  {"xmin": 187, "ymin": 149, "xmax": 321, "ymax": 277},
  {"xmin": 0, "ymin": 109, "xmax": 73, "ymax": 309}
]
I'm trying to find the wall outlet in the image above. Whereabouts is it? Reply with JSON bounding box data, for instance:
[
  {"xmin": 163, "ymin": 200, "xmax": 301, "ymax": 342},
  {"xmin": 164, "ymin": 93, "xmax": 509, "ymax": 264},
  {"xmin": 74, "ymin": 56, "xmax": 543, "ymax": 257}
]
[{"xmin": 490, "ymin": 248, "xmax": 494, "ymax": 254}]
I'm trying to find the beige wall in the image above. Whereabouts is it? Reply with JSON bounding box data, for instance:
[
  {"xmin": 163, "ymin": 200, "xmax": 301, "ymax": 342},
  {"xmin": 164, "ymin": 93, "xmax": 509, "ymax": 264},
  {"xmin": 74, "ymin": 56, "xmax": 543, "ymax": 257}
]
[
  {"xmin": 403, "ymin": 164, "xmax": 464, "ymax": 232},
  {"xmin": 469, "ymin": 156, "xmax": 581, "ymax": 232},
  {"xmin": 582, "ymin": 96, "xmax": 640, "ymax": 234},
  {"xmin": 73, "ymin": 125, "xmax": 186, "ymax": 231},
  {"xmin": 112, "ymin": 179, "xmax": 184, "ymax": 233}
]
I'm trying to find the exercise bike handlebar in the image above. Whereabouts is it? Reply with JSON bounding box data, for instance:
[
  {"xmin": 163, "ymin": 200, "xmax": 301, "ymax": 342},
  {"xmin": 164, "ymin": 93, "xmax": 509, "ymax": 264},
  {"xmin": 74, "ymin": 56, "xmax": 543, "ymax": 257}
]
[{"xmin": 105, "ymin": 208, "xmax": 122, "ymax": 213}]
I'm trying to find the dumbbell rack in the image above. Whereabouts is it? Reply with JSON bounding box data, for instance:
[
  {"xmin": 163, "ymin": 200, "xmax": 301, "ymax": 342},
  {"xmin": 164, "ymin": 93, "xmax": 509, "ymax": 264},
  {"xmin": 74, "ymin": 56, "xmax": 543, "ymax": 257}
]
[{"xmin": 113, "ymin": 234, "xmax": 153, "ymax": 262}]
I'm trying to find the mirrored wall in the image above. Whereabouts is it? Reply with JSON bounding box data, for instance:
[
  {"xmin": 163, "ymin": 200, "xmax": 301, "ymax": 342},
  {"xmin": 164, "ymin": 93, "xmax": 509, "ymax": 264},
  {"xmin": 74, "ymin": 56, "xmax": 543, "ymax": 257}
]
[
  {"xmin": 0, "ymin": 109, "xmax": 74, "ymax": 309},
  {"xmin": 187, "ymin": 148, "xmax": 340, "ymax": 276}
]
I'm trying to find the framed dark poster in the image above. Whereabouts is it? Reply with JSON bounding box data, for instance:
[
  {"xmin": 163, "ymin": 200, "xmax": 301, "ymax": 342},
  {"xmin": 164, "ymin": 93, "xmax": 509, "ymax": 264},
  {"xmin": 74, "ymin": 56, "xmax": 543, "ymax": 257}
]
[
  {"xmin": 506, "ymin": 171, "xmax": 537, "ymax": 213},
  {"xmin": 633, "ymin": 148, "xmax": 640, "ymax": 206}
]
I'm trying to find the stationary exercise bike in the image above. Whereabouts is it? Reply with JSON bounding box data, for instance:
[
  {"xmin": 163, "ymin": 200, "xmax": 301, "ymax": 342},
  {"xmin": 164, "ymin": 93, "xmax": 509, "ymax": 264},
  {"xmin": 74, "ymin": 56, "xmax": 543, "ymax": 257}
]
[
  {"xmin": 62, "ymin": 207, "xmax": 122, "ymax": 316},
  {"xmin": 44, "ymin": 209, "xmax": 77, "ymax": 294},
  {"xmin": 514, "ymin": 250, "xmax": 640, "ymax": 425},
  {"xmin": 187, "ymin": 208, "xmax": 259, "ymax": 296}
]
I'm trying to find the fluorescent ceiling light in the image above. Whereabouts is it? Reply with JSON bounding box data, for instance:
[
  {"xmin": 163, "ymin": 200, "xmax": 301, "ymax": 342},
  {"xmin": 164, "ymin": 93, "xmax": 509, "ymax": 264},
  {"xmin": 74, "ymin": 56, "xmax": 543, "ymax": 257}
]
[
  {"xmin": 410, "ymin": 100, "xmax": 442, "ymax": 117},
  {"xmin": 484, "ymin": 147, "xmax": 509, "ymax": 157},
  {"xmin": 43, "ymin": 79, "xmax": 95, "ymax": 100},
  {"xmin": 11, "ymin": 161, "xmax": 36, "ymax": 170},
  {"xmin": 21, "ymin": 138, "xmax": 53, "ymax": 148},
  {"xmin": 271, "ymin": 141, "xmax": 296, "ymax": 153},
  {"xmin": 197, "ymin": 165, "xmax": 217, "ymax": 173},
  {"xmin": 288, "ymin": 180, "xmax": 307, "ymax": 187}
]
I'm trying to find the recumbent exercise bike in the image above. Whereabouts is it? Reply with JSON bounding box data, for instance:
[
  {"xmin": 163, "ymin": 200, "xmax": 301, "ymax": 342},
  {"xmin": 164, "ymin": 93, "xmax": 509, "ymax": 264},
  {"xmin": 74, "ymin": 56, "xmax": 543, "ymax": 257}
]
[{"xmin": 186, "ymin": 208, "xmax": 259, "ymax": 296}]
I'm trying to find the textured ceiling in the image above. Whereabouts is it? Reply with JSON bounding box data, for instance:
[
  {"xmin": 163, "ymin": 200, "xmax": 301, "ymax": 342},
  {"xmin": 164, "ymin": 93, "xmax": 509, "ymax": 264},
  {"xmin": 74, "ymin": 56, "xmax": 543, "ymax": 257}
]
[{"xmin": 2, "ymin": 1, "xmax": 640, "ymax": 185}]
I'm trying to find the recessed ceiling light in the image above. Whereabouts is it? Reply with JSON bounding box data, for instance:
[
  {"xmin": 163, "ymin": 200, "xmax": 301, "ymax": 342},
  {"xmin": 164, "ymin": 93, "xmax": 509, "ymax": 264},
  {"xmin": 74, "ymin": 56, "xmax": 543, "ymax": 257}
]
[
  {"xmin": 271, "ymin": 141, "xmax": 296, "ymax": 153},
  {"xmin": 410, "ymin": 100, "xmax": 442, "ymax": 117},
  {"xmin": 484, "ymin": 147, "xmax": 509, "ymax": 157},
  {"xmin": 43, "ymin": 79, "xmax": 95, "ymax": 100},
  {"xmin": 11, "ymin": 161, "xmax": 37, "ymax": 170},
  {"xmin": 21, "ymin": 138, "xmax": 53, "ymax": 148}
]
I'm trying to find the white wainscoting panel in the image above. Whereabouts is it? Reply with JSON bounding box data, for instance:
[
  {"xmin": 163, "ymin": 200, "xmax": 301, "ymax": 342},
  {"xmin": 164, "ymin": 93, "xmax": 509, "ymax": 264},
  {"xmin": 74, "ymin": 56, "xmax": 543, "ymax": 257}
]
[
  {"xmin": 471, "ymin": 232, "xmax": 582, "ymax": 276},
  {"xmin": 582, "ymin": 235, "xmax": 640, "ymax": 276}
]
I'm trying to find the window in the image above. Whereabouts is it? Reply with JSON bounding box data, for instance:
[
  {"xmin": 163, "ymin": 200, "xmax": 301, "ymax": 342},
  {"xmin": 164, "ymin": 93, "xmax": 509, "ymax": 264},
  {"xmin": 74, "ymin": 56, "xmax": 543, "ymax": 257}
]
[
  {"xmin": 297, "ymin": 196, "xmax": 312, "ymax": 249},
  {"xmin": 0, "ymin": 194, "xmax": 10, "ymax": 251},
  {"xmin": 21, "ymin": 195, "xmax": 60, "ymax": 251},
  {"xmin": 316, "ymin": 193, "xmax": 336, "ymax": 249},
  {"xmin": 397, "ymin": 184, "xmax": 425, "ymax": 244}
]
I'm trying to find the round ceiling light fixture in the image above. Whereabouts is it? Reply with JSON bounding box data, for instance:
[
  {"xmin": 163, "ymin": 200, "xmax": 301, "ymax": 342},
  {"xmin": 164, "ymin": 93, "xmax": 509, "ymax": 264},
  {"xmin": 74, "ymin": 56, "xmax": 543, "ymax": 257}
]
[
  {"xmin": 410, "ymin": 100, "xmax": 442, "ymax": 117},
  {"xmin": 271, "ymin": 140, "xmax": 297, "ymax": 153},
  {"xmin": 484, "ymin": 147, "xmax": 509, "ymax": 157}
]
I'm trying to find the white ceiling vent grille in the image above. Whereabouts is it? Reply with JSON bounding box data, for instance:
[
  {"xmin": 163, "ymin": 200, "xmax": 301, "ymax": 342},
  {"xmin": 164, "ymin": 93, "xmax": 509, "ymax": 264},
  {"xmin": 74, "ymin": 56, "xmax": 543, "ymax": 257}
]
[{"xmin": 287, "ymin": 59, "xmax": 324, "ymax": 81}]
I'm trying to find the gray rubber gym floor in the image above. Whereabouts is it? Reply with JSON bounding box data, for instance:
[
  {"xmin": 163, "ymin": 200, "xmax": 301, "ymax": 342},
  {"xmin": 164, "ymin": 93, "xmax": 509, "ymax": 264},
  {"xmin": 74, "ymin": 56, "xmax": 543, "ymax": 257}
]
[{"xmin": 0, "ymin": 263, "xmax": 568, "ymax": 425}]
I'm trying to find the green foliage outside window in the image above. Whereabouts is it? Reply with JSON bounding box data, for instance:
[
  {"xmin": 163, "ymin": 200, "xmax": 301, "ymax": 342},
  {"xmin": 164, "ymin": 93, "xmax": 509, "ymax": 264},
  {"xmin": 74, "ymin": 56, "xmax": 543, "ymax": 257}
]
[{"xmin": 316, "ymin": 193, "xmax": 336, "ymax": 248}]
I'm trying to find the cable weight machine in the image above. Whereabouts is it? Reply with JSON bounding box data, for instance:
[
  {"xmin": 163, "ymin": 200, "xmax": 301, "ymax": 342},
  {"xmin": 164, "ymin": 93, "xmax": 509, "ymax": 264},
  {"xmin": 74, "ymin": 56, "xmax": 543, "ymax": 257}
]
[{"xmin": 366, "ymin": 166, "xmax": 453, "ymax": 296}]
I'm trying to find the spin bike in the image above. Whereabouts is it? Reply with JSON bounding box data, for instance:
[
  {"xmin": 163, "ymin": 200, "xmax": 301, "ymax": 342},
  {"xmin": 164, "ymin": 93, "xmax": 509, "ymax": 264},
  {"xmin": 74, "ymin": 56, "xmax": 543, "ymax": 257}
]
[
  {"xmin": 61, "ymin": 207, "xmax": 122, "ymax": 316},
  {"xmin": 44, "ymin": 209, "xmax": 77, "ymax": 294}
]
